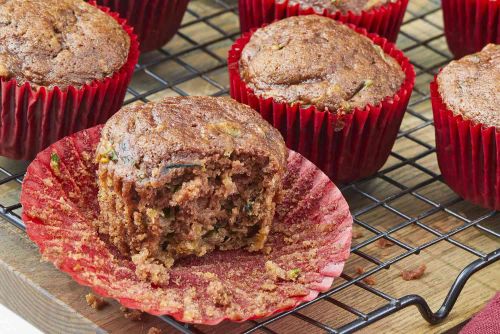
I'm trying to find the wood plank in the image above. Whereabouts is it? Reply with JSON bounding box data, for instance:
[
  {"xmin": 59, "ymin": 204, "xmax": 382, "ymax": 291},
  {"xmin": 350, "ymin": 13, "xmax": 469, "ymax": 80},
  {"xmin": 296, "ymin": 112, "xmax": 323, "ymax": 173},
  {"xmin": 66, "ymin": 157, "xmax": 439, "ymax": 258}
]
[{"xmin": 0, "ymin": 0, "xmax": 498, "ymax": 333}]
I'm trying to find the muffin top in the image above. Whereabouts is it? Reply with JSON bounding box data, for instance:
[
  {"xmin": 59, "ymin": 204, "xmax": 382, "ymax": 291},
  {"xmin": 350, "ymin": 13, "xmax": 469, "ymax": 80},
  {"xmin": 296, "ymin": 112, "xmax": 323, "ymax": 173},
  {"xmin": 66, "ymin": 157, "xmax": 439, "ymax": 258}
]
[
  {"xmin": 239, "ymin": 15, "xmax": 405, "ymax": 112},
  {"xmin": 437, "ymin": 44, "xmax": 499, "ymax": 129},
  {"xmin": 0, "ymin": 0, "xmax": 130, "ymax": 89},
  {"xmin": 284, "ymin": 0, "xmax": 391, "ymax": 15},
  {"xmin": 97, "ymin": 96, "xmax": 288, "ymax": 183}
]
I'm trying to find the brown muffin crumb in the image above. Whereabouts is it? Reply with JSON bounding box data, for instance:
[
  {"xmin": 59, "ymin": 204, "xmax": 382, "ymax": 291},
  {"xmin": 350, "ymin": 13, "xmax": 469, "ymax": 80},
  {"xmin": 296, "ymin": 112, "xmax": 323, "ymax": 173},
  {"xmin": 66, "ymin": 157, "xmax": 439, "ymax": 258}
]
[
  {"xmin": 85, "ymin": 293, "xmax": 108, "ymax": 310},
  {"xmin": 401, "ymin": 264, "xmax": 426, "ymax": 281},
  {"xmin": 148, "ymin": 328, "xmax": 162, "ymax": 334},
  {"xmin": 352, "ymin": 229, "xmax": 364, "ymax": 239},
  {"xmin": 285, "ymin": 0, "xmax": 390, "ymax": 15},
  {"xmin": 239, "ymin": 15, "xmax": 405, "ymax": 112},
  {"xmin": 437, "ymin": 44, "xmax": 499, "ymax": 129},
  {"xmin": 120, "ymin": 306, "xmax": 143, "ymax": 321},
  {"xmin": 0, "ymin": 0, "xmax": 130, "ymax": 89},
  {"xmin": 355, "ymin": 266, "xmax": 376, "ymax": 285},
  {"xmin": 376, "ymin": 238, "xmax": 394, "ymax": 248}
]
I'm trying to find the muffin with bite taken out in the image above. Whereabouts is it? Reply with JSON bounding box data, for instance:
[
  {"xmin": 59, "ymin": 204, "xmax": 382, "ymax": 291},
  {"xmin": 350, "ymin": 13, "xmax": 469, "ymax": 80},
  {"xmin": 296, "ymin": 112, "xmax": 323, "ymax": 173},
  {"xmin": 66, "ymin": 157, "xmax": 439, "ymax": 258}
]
[{"xmin": 95, "ymin": 96, "xmax": 288, "ymax": 284}]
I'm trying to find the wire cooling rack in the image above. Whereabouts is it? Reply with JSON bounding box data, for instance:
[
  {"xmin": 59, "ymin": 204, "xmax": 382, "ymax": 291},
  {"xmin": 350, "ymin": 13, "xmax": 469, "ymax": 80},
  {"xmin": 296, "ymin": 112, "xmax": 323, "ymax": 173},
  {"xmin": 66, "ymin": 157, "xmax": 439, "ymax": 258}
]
[{"xmin": 0, "ymin": 0, "xmax": 498, "ymax": 333}]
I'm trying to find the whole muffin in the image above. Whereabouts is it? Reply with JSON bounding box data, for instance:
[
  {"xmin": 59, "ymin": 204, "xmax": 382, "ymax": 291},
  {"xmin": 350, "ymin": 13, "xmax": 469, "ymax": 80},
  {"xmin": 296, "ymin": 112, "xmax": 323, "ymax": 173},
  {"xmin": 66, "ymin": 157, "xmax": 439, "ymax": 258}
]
[
  {"xmin": 432, "ymin": 44, "xmax": 499, "ymax": 210},
  {"xmin": 238, "ymin": 0, "xmax": 408, "ymax": 42},
  {"xmin": 95, "ymin": 97, "xmax": 287, "ymax": 284},
  {"xmin": 230, "ymin": 15, "xmax": 415, "ymax": 183},
  {"xmin": 0, "ymin": 0, "xmax": 138, "ymax": 160},
  {"xmin": 0, "ymin": 0, "xmax": 130, "ymax": 89},
  {"xmin": 437, "ymin": 44, "xmax": 499, "ymax": 129},
  {"xmin": 239, "ymin": 15, "xmax": 405, "ymax": 112},
  {"xmin": 442, "ymin": 0, "xmax": 499, "ymax": 58},
  {"xmin": 94, "ymin": 0, "xmax": 189, "ymax": 52}
]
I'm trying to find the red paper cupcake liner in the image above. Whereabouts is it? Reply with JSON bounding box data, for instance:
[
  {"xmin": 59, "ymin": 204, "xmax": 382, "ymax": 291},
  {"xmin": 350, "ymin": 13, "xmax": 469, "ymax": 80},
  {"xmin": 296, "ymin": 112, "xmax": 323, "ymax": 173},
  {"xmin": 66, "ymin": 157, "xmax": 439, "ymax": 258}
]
[
  {"xmin": 228, "ymin": 25, "xmax": 415, "ymax": 184},
  {"xmin": 430, "ymin": 78, "xmax": 499, "ymax": 210},
  {"xmin": 238, "ymin": 0, "xmax": 408, "ymax": 43},
  {"xmin": 21, "ymin": 125, "xmax": 352, "ymax": 324},
  {"xmin": 442, "ymin": 0, "xmax": 500, "ymax": 58},
  {"xmin": 0, "ymin": 5, "xmax": 139, "ymax": 161},
  {"xmin": 95, "ymin": 0, "xmax": 190, "ymax": 52}
]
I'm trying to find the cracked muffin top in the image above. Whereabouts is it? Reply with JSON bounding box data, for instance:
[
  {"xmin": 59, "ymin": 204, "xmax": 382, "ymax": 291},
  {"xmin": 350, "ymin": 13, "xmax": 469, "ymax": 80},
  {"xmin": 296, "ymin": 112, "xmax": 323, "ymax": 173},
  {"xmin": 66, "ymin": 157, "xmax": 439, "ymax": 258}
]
[
  {"xmin": 0, "ymin": 0, "xmax": 130, "ymax": 89},
  {"xmin": 437, "ymin": 44, "xmax": 500, "ymax": 129},
  {"xmin": 284, "ymin": 0, "xmax": 391, "ymax": 15},
  {"xmin": 239, "ymin": 15, "xmax": 405, "ymax": 112}
]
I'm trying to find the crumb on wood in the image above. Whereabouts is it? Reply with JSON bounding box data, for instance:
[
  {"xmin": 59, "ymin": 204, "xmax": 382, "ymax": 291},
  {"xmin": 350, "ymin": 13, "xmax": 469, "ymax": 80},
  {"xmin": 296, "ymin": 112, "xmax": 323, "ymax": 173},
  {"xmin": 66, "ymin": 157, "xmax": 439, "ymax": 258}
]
[
  {"xmin": 148, "ymin": 327, "xmax": 162, "ymax": 334},
  {"xmin": 377, "ymin": 238, "xmax": 394, "ymax": 248},
  {"xmin": 401, "ymin": 264, "xmax": 426, "ymax": 281},
  {"xmin": 363, "ymin": 276, "xmax": 377, "ymax": 285},
  {"xmin": 352, "ymin": 229, "xmax": 364, "ymax": 239},
  {"xmin": 355, "ymin": 266, "xmax": 376, "ymax": 285},
  {"xmin": 120, "ymin": 306, "xmax": 143, "ymax": 321},
  {"xmin": 85, "ymin": 293, "xmax": 108, "ymax": 310}
]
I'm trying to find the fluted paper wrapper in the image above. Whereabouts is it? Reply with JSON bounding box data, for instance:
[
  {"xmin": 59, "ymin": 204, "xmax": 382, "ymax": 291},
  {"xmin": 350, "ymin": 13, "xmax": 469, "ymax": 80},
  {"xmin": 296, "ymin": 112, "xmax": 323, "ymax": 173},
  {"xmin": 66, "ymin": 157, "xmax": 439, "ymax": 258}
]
[
  {"xmin": 229, "ymin": 25, "xmax": 415, "ymax": 184},
  {"xmin": 96, "ymin": 0, "xmax": 189, "ymax": 52},
  {"xmin": 442, "ymin": 0, "xmax": 500, "ymax": 58},
  {"xmin": 0, "ymin": 5, "xmax": 139, "ymax": 161},
  {"xmin": 431, "ymin": 78, "xmax": 499, "ymax": 210},
  {"xmin": 238, "ymin": 0, "xmax": 408, "ymax": 42},
  {"xmin": 21, "ymin": 125, "xmax": 352, "ymax": 324}
]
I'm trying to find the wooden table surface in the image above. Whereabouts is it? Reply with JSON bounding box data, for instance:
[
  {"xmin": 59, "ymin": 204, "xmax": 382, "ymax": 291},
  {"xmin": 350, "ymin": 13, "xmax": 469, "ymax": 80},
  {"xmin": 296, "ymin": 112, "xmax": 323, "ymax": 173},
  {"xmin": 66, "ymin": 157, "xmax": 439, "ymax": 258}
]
[{"xmin": 0, "ymin": 0, "xmax": 498, "ymax": 333}]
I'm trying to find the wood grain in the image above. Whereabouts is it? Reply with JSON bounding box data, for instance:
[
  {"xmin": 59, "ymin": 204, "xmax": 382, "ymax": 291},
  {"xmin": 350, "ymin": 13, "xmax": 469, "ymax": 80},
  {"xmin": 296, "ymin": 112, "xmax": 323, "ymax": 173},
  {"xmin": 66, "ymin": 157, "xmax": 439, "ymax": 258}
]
[{"xmin": 0, "ymin": 0, "xmax": 498, "ymax": 333}]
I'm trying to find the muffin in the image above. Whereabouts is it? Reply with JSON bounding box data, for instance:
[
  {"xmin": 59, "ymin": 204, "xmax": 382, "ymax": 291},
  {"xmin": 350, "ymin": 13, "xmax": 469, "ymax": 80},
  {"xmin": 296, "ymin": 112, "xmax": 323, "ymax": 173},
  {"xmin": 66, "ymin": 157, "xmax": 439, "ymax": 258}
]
[
  {"xmin": 442, "ymin": 0, "xmax": 499, "ymax": 58},
  {"xmin": 94, "ymin": 0, "xmax": 189, "ymax": 52},
  {"xmin": 21, "ymin": 122, "xmax": 352, "ymax": 324},
  {"xmin": 95, "ymin": 96, "xmax": 288, "ymax": 284},
  {"xmin": 431, "ymin": 44, "xmax": 499, "ymax": 210},
  {"xmin": 0, "ymin": 0, "xmax": 139, "ymax": 160},
  {"xmin": 238, "ymin": 0, "xmax": 408, "ymax": 42},
  {"xmin": 229, "ymin": 15, "xmax": 415, "ymax": 183}
]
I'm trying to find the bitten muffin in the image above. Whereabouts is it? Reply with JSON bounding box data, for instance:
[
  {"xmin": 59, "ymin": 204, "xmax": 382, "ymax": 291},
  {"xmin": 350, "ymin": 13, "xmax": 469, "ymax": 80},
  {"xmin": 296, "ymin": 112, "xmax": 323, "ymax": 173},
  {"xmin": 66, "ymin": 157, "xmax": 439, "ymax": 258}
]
[
  {"xmin": 437, "ymin": 44, "xmax": 499, "ymax": 128},
  {"xmin": 95, "ymin": 97, "xmax": 287, "ymax": 284},
  {"xmin": 239, "ymin": 15, "xmax": 405, "ymax": 112},
  {"xmin": 0, "ymin": 0, "xmax": 131, "ymax": 89},
  {"xmin": 285, "ymin": 0, "xmax": 391, "ymax": 14}
]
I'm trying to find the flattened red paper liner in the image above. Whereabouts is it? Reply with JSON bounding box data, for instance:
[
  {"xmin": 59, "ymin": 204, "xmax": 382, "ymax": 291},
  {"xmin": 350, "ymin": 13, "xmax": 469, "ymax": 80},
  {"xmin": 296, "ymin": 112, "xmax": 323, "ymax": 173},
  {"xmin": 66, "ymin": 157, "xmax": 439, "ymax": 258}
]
[
  {"xmin": 238, "ymin": 0, "xmax": 408, "ymax": 42},
  {"xmin": 442, "ymin": 0, "xmax": 500, "ymax": 58},
  {"xmin": 21, "ymin": 126, "xmax": 352, "ymax": 324},
  {"xmin": 95, "ymin": 0, "xmax": 189, "ymax": 52},
  {"xmin": 228, "ymin": 25, "xmax": 415, "ymax": 184},
  {"xmin": 0, "ymin": 4, "xmax": 139, "ymax": 161},
  {"xmin": 431, "ymin": 78, "xmax": 499, "ymax": 210}
]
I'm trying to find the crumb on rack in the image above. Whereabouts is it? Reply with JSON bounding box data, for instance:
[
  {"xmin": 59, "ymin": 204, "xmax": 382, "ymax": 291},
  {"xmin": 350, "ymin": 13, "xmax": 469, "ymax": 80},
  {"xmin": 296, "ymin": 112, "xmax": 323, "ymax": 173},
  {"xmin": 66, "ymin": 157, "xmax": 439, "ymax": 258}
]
[
  {"xmin": 401, "ymin": 264, "xmax": 426, "ymax": 281},
  {"xmin": 85, "ymin": 293, "xmax": 108, "ymax": 310},
  {"xmin": 120, "ymin": 306, "xmax": 143, "ymax": 321},
  {"xmin": 148, "ymin": 327, "xmax": 162, "ymax": 334},
  {"xmin": 352, "ymin": 229, "xmax": 364, "ymax": 239},
  {"xmin": 355, "ymin": 266, "xmax": 376, "ymax": 285},
  {"xmin": 377, "ymin": 238, "xmax": 394, "ymax": 248}
]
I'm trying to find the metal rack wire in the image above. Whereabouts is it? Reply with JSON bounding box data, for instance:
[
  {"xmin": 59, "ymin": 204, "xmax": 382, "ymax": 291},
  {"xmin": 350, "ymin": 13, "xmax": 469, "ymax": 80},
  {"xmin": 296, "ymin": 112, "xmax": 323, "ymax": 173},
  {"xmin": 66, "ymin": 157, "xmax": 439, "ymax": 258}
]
[{"xmin": 0, "ymin": 0, "xmax": 498, "ymax": 333}]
